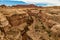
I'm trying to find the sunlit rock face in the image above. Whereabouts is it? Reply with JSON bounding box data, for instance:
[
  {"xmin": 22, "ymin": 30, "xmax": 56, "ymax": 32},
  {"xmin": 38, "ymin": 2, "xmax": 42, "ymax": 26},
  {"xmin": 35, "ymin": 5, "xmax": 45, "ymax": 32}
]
[{"xmin": 0, "ymin": 5, "xmax": 60, "ymax": 40}]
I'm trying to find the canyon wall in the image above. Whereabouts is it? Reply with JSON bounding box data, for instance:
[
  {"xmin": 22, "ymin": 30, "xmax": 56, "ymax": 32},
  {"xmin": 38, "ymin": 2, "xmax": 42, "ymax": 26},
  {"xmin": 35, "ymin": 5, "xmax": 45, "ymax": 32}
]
[{"xmin": 0, "ymin": 5, "xmax": 60, "ymax": 40}]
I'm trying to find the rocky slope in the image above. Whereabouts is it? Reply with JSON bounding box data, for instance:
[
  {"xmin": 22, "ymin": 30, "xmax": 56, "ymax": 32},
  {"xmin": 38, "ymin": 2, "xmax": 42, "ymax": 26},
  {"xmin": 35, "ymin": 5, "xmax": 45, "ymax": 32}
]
[{"xmin": 0, "ymin": 5, "xmax": 60, "ymax": 40}]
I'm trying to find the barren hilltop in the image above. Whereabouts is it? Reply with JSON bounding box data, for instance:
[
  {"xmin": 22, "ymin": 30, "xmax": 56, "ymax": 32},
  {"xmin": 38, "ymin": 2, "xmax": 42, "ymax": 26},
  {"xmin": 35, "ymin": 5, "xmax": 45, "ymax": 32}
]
[{"xmin": 0, "ymin": 5, "xmax": 60, "ymax": 40}]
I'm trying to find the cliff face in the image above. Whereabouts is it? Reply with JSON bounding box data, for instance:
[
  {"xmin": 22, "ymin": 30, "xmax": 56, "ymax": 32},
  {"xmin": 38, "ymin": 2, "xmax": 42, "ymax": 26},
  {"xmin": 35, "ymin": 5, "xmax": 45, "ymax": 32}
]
[{"xmin": 0, "ymin": 5, "xmax": 60, "ymax": 40}]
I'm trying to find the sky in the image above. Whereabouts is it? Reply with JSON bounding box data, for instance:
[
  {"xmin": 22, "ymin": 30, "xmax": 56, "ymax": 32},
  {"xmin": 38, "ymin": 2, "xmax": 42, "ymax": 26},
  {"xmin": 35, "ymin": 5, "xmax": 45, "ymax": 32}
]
[{"xmin": 0, "ymin": 0, "xmax": 60, "ymax": 6}]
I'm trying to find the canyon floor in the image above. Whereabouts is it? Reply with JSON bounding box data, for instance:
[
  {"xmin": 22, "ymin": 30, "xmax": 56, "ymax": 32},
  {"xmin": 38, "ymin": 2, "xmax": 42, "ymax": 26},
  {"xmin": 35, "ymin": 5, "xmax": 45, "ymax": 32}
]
[{"xmin": 0, "ymin": 5, "xmax": 60, "ymax": 40}]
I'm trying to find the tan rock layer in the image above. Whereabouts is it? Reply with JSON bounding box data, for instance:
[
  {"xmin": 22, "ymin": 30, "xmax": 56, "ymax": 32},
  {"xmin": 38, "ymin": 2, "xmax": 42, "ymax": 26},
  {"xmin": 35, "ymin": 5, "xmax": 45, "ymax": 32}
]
[{"xmin": 0, "ymin": 7, "xmax": 60, "ymax": 40}]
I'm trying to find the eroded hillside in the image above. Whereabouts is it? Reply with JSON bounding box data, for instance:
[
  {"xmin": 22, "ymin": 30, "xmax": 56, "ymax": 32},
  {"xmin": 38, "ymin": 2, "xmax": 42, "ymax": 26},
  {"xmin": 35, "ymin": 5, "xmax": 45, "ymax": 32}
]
[{"xmin": 0, "ymin": 5, "xmax": 60, "ymax": 40}]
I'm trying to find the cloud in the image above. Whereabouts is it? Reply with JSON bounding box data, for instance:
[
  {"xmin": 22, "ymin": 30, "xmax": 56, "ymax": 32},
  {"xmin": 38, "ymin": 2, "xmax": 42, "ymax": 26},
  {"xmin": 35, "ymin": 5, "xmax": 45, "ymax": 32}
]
[
  {"xmin": 0, "ymin": 0, "xmax": 60, "ymax": 6},
  {"xmin": 13, "ymin": 0, "xmax": 60, "ymax": 6}
]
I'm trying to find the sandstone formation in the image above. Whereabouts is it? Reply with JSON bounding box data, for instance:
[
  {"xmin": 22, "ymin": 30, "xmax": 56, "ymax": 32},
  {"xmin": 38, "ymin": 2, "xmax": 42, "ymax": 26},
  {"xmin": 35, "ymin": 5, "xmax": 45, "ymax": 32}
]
[{"xmin": 0, "ymin": 5, "xmax": 60, "ymax": 40}]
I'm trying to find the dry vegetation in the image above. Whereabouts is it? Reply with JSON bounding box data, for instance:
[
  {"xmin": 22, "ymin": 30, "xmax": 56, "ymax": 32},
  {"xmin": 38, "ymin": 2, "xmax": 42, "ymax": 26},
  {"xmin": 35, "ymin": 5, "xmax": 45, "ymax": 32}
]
[{"xmin": 0, "ymin": 5, "xmax": 60, "ymax": 40}]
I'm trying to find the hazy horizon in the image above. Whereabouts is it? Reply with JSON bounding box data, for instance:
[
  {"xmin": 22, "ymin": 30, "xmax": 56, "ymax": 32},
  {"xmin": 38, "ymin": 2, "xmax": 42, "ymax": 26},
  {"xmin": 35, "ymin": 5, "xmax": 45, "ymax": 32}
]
[{"xmin": 0, "ymin": 0, "xmax": 60, "ymax": 6}]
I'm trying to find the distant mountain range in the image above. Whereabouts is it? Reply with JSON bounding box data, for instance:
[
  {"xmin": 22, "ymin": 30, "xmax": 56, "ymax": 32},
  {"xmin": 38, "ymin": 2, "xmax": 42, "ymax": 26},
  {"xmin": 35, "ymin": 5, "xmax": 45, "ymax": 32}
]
[{"xmin": 0, "ymin": 1, "xmax": 52, "ymax": 6}]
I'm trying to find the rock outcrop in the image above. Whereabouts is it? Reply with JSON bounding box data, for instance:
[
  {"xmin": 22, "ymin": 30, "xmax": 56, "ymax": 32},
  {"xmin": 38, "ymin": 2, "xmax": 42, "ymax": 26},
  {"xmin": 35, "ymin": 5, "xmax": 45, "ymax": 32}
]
[{"xmin": 0, "ymin": 5, "xmax": 60, "ymax": 40}]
